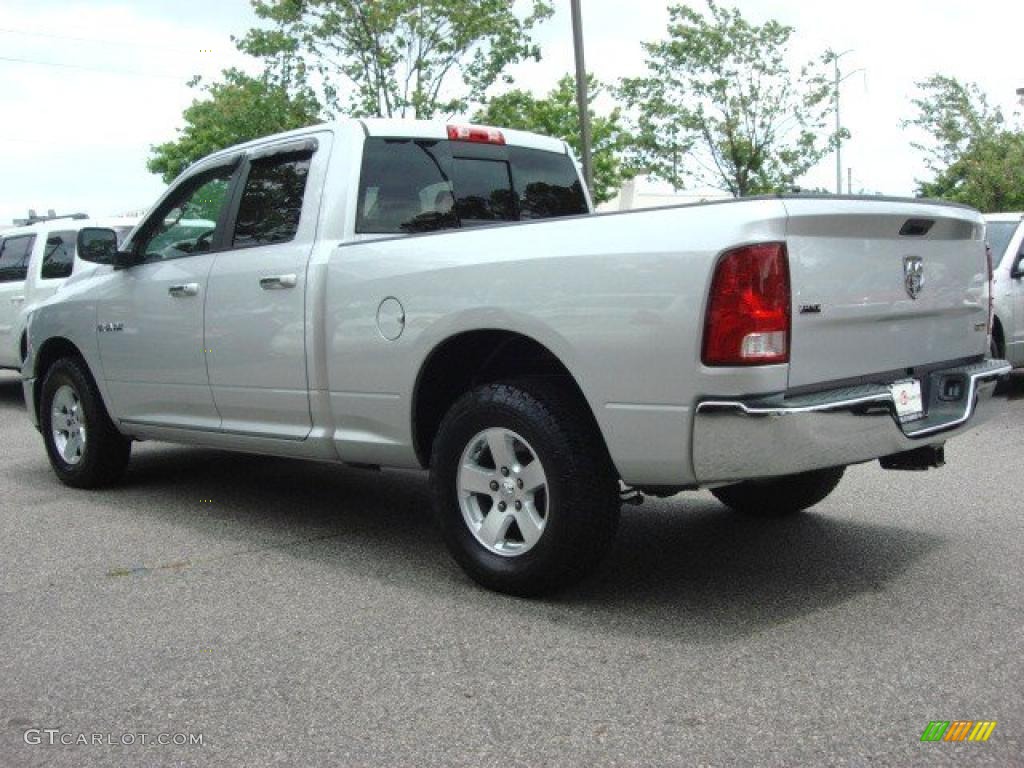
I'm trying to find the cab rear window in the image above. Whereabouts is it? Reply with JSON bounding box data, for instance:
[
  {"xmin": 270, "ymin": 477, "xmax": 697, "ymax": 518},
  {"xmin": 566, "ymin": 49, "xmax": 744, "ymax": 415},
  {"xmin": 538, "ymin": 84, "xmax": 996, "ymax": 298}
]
[{"xmin": 356, "ymin": 138, "xmax": 586, "ymax": 235}]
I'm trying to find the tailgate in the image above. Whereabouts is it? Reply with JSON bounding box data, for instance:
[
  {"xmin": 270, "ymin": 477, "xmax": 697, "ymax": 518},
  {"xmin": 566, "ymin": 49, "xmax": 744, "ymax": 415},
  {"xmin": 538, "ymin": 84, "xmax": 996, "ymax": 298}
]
[{"xmin": 783, "ymin": 198, "xmax": 989, "ymax": 389}]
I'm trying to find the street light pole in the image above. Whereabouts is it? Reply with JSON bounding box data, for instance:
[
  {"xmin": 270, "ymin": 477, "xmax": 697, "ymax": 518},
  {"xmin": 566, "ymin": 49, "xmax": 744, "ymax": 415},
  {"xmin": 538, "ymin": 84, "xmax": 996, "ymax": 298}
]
[
  {"xmin": 834, "ymin": 55, "xmax": 842, "ymax": 195},
  {"xmin": 570, "ymin": 0, "xmax": 594, "ymax": 197}
]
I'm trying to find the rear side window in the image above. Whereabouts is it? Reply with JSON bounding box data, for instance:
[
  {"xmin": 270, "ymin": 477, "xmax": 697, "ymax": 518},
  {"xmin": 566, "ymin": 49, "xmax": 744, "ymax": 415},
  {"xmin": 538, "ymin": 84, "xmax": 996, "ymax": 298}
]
[
  {"xmin": 41, "ymin": 230, "xmax": 76, "ymax": 280},
  {"xmin": 233, "ymin": 154, "xmax": 312, "ymax": 247},
  {"xmin": 0, "ymin": 235, "xmax": 35, "ymax": 283},
  {"xmin": 356, "ymin": 138, "xmax": 586, "ymax": 235}
]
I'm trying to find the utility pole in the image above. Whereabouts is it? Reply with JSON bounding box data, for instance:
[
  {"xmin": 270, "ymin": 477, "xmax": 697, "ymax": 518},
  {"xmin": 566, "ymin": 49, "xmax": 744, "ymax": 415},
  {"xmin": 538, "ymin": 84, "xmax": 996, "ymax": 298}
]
[
  {"xmin": 570, "ymin": 0, "xmax": 594, "ymax": 196},
  {"xmin": 830, "ymin": 50, "xmax": 864, "ymax": 196}
]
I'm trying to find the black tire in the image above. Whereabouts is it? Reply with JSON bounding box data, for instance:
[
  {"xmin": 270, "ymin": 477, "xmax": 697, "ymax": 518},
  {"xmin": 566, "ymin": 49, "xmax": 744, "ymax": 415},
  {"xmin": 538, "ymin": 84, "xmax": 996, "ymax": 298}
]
[
  {"xmin": 430, "ymin": 379, "xmax": 620, "ymax": 597},
  {"xmin": 39, "ymin": 357, "xmax": 131, "ymax": 488},
  {"xmin": 711, "ymin": 467, "xmax": 845, "ymax": 518}
]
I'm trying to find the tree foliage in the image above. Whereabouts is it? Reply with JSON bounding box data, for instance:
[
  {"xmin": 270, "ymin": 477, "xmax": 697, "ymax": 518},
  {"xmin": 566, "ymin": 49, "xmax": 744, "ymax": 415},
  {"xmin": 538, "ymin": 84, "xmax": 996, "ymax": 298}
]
[
  {"xmin": 475, "ymin": 75, "xmax": 632, "ymax": 204},
  {"xmin": 906, "ymin": 75, "xmax": 1024, "ymax": 211},
  {"xmin": 148, "ymin": 69, "xmax": 321, "ymax": 184},
  {"xmin": 617, "ymin": 1, "xmax": 838, "ymax": 197},
  {"xmin": 238, "ymin": 0, "xmax": 553, "ymax": 119}
]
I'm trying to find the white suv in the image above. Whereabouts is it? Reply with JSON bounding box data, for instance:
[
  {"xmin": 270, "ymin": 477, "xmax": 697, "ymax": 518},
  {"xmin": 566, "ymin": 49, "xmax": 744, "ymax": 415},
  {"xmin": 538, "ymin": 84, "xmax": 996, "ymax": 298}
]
[
  {"xmin": 985, "ymin": 213, "xmax": 1024, "ymax": 367},
  {"xmin": 0, "ymin": 217, "xmax": 137, "ymax": 369}
]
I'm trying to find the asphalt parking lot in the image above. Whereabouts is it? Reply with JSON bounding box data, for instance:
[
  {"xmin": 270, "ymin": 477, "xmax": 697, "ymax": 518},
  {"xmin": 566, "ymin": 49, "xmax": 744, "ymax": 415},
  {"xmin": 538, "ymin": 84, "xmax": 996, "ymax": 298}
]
[{"xmin": 1, "ymin": 369, "xmax": 1022, "ymax": 767}]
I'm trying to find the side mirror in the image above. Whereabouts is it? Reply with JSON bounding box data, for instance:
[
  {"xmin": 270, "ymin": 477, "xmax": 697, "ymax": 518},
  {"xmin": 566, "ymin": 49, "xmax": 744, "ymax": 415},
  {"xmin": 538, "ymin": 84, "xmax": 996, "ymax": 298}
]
[{"xmin": 77, "ymin": 228, "xmax": 121, "ymax": 265}]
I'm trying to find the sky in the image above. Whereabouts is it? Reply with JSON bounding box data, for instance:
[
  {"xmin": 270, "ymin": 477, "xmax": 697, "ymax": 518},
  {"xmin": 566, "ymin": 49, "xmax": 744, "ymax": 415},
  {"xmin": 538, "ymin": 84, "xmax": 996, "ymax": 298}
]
[{"xmin": 1, "ymin": 0, "xmax": 1022, "ymax": 223}]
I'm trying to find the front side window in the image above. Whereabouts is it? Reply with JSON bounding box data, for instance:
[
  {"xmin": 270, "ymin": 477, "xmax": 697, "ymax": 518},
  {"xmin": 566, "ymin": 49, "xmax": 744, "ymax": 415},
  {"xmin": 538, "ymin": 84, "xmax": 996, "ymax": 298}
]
[
  {"xmin": 0, "ymin": 235, "xmax": 36, "ymax": 283},
  {"xmin": 137, "ymin": 167, "xmax": 235, "ymax": 262},
  {"xmin": 232, "ymin": 154, "xmax": 312, "ymax": 247},
  {"xmin": 41, "ymin": 230, "xmax": 76, "ymax": 280}
]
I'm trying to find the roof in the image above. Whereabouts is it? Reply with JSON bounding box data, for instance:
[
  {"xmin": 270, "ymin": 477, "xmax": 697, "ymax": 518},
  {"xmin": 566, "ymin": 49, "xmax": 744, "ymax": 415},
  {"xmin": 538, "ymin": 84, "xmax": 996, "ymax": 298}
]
[
  {"xmin": 0, "ymin": 216, "xmax": 139, "ymax": 239},
  {"xmin": 983, "ymin": 212, "xmax": 1024, "ymax": 222},
  {"xmin": 199, "ymin": 117, "xmax": 569, "ymax": 169}
]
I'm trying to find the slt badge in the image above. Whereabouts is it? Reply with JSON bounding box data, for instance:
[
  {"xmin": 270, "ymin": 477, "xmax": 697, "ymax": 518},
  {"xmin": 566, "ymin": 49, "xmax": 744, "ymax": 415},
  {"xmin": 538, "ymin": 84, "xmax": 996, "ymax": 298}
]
[{"xmin": 903, "ymin": 255, "xmax": 924, "ymax": 300}]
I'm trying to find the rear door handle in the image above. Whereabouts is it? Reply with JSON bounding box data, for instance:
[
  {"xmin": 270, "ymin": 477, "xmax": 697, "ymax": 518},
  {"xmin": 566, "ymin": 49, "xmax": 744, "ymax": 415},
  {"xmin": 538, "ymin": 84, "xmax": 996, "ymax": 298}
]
[
  {"xmin": 168, "ymin": 283, "xmax": 199, "ymax": 298},
  {"xmin": 10, "ymin": 296, "xmax": 24, "ymax": 305},
  {"xmin": 259, "ymin": 274, "xmax": 297, "ymax": 290}
]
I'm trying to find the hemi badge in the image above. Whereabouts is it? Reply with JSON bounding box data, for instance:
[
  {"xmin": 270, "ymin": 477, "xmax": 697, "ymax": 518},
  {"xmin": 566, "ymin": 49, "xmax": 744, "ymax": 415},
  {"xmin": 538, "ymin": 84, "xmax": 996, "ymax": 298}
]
[
  {"xmin": 799, "ymin": 304, "xmax": 822, "ymax": 314},
  {"xmin": 97, "ymin": 322, "xmax": 124, "ymax": 333}
]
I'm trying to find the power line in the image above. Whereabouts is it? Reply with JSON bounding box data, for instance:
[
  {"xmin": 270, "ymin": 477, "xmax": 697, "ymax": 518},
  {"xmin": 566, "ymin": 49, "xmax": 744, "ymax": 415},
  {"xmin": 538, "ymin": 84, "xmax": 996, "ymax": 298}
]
[
  {"xmin": 0, "ymin": 54, "xmax": 187, "ymax": 80},
  {"xmin": 0, "ymin": 26, "xmax": 216, "ymax": 54}
]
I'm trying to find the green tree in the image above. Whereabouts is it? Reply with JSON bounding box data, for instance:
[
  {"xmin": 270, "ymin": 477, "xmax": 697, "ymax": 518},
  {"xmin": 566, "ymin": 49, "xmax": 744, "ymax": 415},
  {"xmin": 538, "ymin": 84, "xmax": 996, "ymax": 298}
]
[
  {"xmin": 617, "ymin": 1, "xmax": 838, "ymax": 197},
  {"xmin": 238, "ymin": 0, "xmax": 553, "ymax": 119},
  {"xmin": 475, "ymin": 75, "xmax": 631, "ymax": 204},
  {"xmin": 148, "ymin": 69, "xmax": 322, "ymax": 184},
  {"xmin": 906, "ymin": 75, "xmax": 1024, "ymax": 211}
]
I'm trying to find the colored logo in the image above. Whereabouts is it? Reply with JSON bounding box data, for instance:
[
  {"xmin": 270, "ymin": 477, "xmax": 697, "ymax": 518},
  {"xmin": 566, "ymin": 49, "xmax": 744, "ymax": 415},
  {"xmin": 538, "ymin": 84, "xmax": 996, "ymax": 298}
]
[{"xmin": 920, "ymin": 721, "xmax": 997, "ymax": 742}]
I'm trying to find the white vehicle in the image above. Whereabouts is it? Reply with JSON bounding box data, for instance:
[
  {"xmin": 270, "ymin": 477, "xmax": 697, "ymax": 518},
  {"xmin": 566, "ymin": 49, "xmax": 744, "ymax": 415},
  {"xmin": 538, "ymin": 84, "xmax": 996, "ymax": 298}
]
[
  {"xmin": 985, "ymin": 213, "xmax": 1024, "ymax": 367},
  {"xmin": 0, "ymin": 217, "xmax": 137, "ymax": 369},
  {"xmin": 23, "ymin": 120, "xmax": 1010, "ymax": 595}
]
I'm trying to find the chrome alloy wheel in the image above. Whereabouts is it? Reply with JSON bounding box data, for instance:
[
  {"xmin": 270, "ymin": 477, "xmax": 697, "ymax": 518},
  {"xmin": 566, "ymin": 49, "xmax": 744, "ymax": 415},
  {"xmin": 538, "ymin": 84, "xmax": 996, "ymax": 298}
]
[
  {"xmin": 457, "ymin": 428, "xmax": 549, "ymax": 557},
  {"xmin": 51, "ymin": 384, "xmax": 86, "ymax": 465}
]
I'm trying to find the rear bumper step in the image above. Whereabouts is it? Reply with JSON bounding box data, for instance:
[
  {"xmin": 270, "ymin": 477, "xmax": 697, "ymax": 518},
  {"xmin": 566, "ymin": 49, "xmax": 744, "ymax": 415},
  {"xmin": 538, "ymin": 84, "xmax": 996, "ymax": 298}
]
[{"xmin": 692, "ymin": 359, "xmax": 1011, "ymax": 485}]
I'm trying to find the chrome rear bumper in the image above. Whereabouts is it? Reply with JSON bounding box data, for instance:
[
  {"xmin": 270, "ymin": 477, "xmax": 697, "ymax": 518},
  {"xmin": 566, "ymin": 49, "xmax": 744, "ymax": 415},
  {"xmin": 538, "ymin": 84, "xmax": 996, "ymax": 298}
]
[{"xmin": 692, "ymin": 359, "xmax": 1011, "ymax": 485}]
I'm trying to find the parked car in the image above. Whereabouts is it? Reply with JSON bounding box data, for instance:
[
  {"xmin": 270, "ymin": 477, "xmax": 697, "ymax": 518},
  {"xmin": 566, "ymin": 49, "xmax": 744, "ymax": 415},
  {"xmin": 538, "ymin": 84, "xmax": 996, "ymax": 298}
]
[
  {"xmin": 22, "ymin": 120, "xmax": 1010, "ymax": 595},
  {"xmin": 0, "ymin": 217, "xmax": 137, "ymax": 370},
  {"xmin": 984, "ymin": 213, "xmax": 1024, "ymax": 367}
]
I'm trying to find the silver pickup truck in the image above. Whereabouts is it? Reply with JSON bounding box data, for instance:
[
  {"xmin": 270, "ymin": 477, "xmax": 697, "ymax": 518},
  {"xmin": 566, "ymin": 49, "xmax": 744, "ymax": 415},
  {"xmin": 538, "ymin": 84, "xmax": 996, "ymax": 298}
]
[{"xmin": 22, "ymin": 119, "xmax": 1010, "ymax": 595}]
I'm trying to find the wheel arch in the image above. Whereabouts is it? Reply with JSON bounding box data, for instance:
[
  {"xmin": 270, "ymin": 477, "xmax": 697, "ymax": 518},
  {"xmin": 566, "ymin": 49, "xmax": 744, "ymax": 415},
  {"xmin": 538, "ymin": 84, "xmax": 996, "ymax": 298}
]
[
  {"xmin": 31, "ymin": 336, "xmax": 87, "ymax": 422},
  {"xmin": 411, "ymin": 329, "xmax": 609, "ymax": 470}
]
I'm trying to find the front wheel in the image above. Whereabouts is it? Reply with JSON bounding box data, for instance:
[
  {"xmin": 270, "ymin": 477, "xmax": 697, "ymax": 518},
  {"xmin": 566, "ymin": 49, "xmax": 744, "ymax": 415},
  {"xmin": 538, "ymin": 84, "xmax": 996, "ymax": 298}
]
[
  {"xmin": 40, "ymin": 357, "xmax": 131, "ymax": 488},
  {"xmin": 711, "ymin": 467, "xmax": 845, "ymax": 518},
  {"xmin": 430, "ymin": 380, "xmax": 620, "ymax": 596}
]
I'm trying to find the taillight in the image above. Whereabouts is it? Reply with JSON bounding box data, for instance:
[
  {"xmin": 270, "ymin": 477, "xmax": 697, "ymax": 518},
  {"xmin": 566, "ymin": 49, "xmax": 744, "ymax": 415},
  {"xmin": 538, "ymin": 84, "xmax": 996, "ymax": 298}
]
[
  {"xmin": 702, "ymin": 242, "xmax": 791, "ymax": 366},
  {"xmin": 446, "ymin": 124, "xmax": 505, "ymax": 145}
]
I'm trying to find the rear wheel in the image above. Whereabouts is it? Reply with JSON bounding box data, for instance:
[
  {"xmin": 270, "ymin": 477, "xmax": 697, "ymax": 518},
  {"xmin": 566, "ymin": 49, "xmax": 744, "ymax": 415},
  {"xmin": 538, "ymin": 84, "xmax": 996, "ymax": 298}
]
[
  {"xmin": 430, "ymin": 379, "xmax": 620, "ymax": 596},
  {"xmin": 711, "ymin": 467, "xmax": 845, "ymax": 518},
  {"xmin": 40, "ymin": 357, "xmax": 131, "ymax": 488}
]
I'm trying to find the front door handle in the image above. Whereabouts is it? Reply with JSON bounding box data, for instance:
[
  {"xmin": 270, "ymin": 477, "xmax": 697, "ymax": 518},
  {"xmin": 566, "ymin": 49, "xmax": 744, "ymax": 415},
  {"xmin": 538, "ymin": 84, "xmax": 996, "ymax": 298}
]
[
  {"xmin": 168, "ymin": 283, "xmax": 199, "ymax": 298},
  {"xmin": 259, "ymin": 274, "xmax": 298, "ymax": 290}
]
